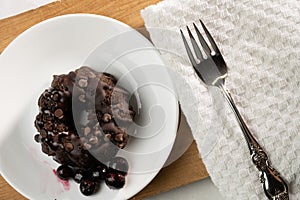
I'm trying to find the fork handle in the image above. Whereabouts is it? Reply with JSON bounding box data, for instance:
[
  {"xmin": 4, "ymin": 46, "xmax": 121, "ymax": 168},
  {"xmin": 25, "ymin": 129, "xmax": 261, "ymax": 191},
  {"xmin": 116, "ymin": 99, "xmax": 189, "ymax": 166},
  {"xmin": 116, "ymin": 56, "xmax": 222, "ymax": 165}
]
[{"xmin": 219, "ymin": 85, "xmax": 289, "ymax": 200}]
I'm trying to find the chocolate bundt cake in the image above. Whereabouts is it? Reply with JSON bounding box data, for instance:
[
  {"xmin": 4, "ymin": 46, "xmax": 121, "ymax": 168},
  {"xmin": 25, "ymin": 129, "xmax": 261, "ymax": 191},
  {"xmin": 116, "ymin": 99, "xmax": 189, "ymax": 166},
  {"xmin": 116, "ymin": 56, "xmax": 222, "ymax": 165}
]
[{"xmin": 34, "ymin": 66, "xmax": 134, "ymax": 195}]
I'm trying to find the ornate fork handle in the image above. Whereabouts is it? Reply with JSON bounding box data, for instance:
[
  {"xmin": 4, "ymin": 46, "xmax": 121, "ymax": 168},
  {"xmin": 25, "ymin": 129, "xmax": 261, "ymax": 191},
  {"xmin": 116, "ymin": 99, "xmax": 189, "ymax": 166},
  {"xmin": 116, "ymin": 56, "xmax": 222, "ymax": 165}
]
[{"xmin": 219, "ymin": 85, "xmax": 289, "ymax": 200}]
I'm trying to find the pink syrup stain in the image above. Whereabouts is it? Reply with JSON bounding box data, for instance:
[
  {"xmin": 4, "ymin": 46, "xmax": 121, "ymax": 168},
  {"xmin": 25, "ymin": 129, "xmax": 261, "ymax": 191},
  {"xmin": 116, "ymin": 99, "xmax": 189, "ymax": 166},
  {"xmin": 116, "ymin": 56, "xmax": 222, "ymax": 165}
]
[
  {"xmin": 29, "ymin": 147, "xmax": 71, "ymax": 195},
  {"xmin": 52, "ymin": 169, "xmax": 70, "ymax": 191}
]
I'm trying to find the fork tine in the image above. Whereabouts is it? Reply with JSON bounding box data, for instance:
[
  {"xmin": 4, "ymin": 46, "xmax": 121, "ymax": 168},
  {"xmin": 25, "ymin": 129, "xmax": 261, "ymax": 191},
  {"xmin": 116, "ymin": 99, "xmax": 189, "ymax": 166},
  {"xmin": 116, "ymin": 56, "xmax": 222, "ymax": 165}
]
[
  {"xmin": 180, "ymin": 29, "xmax": 197, "ymax": 67},
  {"xmin": 199, "ymin": 20, "xmax": 220, "ymax": 54},
  {"xmin": 186, "ymin": 26, "xmax": 204, "ymax": 61},
  {"xmin": 193, "ymin": 22, "xmax": 211, "ymax": 56}
]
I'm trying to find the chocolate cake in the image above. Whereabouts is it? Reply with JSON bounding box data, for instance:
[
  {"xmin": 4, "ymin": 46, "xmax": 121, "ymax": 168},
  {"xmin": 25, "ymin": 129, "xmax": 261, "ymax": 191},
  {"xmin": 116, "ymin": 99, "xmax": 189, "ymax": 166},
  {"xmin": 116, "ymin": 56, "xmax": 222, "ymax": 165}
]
[{"xmin": 34, "ymin": 66, "xmax": 134, "ymax": 195}]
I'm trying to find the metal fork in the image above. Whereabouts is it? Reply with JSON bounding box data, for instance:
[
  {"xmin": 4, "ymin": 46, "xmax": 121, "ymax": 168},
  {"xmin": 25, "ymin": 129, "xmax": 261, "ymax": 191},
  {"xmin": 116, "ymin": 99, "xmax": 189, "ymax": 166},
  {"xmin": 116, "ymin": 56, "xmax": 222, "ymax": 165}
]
[{"xmin": 180, "ymin": 20, "xmax": 289, "ymax": 200}]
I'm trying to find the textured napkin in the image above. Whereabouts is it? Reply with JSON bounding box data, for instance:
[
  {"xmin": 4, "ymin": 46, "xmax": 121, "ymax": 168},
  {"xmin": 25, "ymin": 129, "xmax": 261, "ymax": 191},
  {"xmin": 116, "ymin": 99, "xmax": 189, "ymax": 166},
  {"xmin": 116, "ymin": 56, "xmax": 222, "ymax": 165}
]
[{"xmin": 141, "ymin": 0, "xmax": 300, "ymax": 199}]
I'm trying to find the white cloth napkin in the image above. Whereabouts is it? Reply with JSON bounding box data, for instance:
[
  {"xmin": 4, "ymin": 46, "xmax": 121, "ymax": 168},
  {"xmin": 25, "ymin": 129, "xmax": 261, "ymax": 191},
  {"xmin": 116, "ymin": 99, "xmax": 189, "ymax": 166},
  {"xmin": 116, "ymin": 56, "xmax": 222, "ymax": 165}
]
[
  {"xmin": 141, "ymin": 0, "xmax": 300, "ymax": 199},
  {"xmin": 0, "ymin": 0, "xmax": 55, "ymax": 20}
]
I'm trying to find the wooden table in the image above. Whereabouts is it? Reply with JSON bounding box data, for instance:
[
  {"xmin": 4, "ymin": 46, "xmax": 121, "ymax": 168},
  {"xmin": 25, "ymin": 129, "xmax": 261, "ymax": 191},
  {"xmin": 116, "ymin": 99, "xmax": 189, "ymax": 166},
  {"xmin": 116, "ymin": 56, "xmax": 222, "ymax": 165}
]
[{"xmin": 0, "ymin": 0, "xmax": 209, "ymax": 199}]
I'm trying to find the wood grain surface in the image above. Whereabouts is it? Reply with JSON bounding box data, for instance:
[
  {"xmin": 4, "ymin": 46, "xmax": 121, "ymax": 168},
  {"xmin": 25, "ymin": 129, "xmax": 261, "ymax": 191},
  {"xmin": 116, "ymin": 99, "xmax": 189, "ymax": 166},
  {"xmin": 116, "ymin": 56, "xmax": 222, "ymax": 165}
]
[
  {"xmin": 0, "ymin": 0, "xmax": 209, "ymax": 199},
  {"xmin": 0, "ymin": 0, "xmax": 161, "ymax": 52}
]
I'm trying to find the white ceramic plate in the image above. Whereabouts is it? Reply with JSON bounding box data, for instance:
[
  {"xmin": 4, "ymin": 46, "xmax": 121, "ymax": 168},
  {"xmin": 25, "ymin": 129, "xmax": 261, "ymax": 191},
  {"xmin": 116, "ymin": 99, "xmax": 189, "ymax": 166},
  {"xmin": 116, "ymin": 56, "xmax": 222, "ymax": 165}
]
[{"xmin": 0, "ymin": 14, "xmax": 179, "ymax": 200}]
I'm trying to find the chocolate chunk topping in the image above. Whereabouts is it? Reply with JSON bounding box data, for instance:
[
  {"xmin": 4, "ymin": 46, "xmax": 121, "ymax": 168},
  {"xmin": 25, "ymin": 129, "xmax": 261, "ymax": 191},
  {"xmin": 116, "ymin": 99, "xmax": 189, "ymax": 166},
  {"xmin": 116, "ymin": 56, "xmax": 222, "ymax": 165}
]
[
  {"xmin": 54, "ymin": 109, "xmax": 64, "ymax": 119},
  {"xmin": 34, "ymin": 66, "xmax": 135, "ymax": 171},
  {"xmin": 64, "ymin": 142, "xmax": 74, "ymax": 152}
]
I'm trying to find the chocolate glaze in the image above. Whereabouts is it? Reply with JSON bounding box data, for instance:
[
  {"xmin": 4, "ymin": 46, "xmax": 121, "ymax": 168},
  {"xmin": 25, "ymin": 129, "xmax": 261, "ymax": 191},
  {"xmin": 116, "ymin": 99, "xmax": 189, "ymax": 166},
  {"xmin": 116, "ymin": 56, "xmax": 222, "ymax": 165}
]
[{"xmin": 34, "ymin": 66, "xmax": 135, "ymax": 168}]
